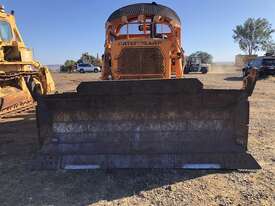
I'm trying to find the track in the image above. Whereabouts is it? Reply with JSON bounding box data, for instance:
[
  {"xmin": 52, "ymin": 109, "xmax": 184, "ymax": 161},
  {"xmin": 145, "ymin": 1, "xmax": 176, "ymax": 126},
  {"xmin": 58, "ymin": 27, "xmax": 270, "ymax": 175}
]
[
  {"xmin": 0, "ymin": 101, "xmax": 36, "ymax": 119},
  {"xmin": 0, "ymin": 71, "xmax": 40, "ymax": 82},
  {"xmin": 0, "ymin": 71, "xmax": 39, "ymax": 119}
]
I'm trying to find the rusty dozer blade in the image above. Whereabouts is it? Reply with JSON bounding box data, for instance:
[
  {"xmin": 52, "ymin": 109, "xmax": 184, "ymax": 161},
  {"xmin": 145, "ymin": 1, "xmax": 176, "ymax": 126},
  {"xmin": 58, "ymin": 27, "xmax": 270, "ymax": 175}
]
[{"xmin": 35, "ymin": 74, "xmax": 260, "ymax": 170}]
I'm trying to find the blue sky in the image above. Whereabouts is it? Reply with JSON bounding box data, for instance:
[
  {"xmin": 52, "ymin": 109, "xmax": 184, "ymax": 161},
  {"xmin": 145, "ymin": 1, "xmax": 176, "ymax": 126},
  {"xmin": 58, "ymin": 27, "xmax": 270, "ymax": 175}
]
[{"xmin": 1, "ymin": 0, "xmax": 275, "ymax": 64}]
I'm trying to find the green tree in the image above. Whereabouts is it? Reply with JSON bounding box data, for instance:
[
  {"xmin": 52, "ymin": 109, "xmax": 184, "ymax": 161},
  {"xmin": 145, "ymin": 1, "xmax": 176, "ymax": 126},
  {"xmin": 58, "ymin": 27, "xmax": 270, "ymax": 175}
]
[
  {"xmin": 60, "ymin": 60, "xmax": 76, "ymax": 72},
  {"xmin": 64, "ymin": 60, "xmax": 76, "ymax": 67},
  {"xmin": 188, "ymin": 51, "xmax": 213, "ymax": 64},
  {"xmin": 233, "ymin": 18, "xmax": 275, "ymax": 55},
  {"xmin": 78, "ymin": 53, "xmax": 102, "ymax": 67}
]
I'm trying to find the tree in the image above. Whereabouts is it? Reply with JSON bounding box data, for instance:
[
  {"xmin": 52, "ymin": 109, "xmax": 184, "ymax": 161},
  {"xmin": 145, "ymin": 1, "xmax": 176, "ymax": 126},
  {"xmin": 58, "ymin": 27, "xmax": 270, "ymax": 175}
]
[
  {"xmin": 233, "ymin": 18, "xmax": 275, "ymax": 55},
  {"xmin": 78, "ymin": 53, "xmax": 102, "ymax": 67},
  {"xmin": 60, "ymin": 59, "xmax": 76, "ymax": 72},
  {"xmin": 188, "ymin": 51, "xmax": 213, "ymax": 64},
  {"xmin": 64, "ymin": 60, "xmax": 76, "ymax": 67}
]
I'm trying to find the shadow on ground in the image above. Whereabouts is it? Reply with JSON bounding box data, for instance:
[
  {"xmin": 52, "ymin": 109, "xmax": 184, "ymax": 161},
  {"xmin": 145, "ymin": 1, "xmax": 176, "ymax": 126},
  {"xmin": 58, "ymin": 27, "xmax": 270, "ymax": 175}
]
[
  {"xmin": 0, "ymin": 112, "xmax": 236, "ymax": 205},
  {"xmin": 224, "ymin": 74, "xmax": 275, "ymax": 82},
  {"xmin": 224, "ymin": 76, "xmax": 243, "ymax": 81}
]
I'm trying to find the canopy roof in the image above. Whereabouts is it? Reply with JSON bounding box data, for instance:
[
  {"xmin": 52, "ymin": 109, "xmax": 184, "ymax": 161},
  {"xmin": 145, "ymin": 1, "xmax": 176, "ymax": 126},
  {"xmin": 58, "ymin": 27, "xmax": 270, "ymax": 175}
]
[{"xmin": 107, "ymin": 3, "xmax": 181, "ymax": 25}]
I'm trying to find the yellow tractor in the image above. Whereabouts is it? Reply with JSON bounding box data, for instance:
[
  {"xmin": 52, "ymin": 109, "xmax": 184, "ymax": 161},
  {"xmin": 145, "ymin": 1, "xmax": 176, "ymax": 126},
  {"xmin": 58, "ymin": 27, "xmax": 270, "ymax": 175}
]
[
  {"xmin": 35, "ymin": 3, "xmax": 260, "ymax": 170},
  {"xmin": 0, "ymin": 5, "xmax": 55, "ymax": 118}
]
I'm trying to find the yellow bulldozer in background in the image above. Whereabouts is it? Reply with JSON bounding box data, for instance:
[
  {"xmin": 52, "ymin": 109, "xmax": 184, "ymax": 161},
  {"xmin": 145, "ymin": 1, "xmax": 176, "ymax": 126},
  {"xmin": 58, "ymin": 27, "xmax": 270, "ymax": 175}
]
[
  {"xmin": 0, "ymin": 5, "xmax": 55, "ymax": 118},
  {"xmin": 102, "ymin": 2, "xmax": 184, "ymax": 80},
  {"xmin": 35, "ymin": 3, "xmax": 260, "ymax": 170}
]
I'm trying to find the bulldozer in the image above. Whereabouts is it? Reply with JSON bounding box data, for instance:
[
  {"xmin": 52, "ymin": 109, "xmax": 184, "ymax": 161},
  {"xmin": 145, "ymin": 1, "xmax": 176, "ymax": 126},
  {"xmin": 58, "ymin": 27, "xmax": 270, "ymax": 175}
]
[
  {"xmin": 35, "ymin": 3, "xmax": 260, "ymax": 170},
  {"xmin": 0, "ymin": 5, "xmax": 55, "ymax": 118}
]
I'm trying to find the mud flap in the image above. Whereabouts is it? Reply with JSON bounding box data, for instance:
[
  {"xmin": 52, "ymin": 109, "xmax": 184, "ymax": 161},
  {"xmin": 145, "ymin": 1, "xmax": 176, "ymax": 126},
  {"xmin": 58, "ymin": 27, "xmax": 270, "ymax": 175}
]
[{"xmin": 34, "ymin": 78, "xmax": 261, "ymax": 170}]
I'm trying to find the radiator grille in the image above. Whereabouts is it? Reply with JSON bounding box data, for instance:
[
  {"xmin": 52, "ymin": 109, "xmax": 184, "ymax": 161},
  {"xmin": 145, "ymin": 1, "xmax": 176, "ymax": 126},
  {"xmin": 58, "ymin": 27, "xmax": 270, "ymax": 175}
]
[{"xmin": 118, "ymin": 48, "xmax": 164, "ymax": 74}]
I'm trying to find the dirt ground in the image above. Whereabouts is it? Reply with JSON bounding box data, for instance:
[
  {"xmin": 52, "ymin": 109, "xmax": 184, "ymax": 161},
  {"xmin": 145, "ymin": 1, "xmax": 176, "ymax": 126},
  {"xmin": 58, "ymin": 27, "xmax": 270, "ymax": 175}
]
[{"xmin": 0, "ymin": 70, "xmax": 274, "ymax": 206}]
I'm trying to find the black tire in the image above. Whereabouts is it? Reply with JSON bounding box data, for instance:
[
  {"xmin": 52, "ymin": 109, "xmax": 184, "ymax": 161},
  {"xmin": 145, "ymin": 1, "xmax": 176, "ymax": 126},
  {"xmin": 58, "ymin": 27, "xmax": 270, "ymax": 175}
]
[
  {"xmin": 258, "ymin": 71, "xmax": 264, "ymax": 79},
  {"xmin": 201, "ymin": 67, "xmax": 208, "ymax": 74},
  {"xmin": 184, "ymin": 67, "xmax": 189, "ymax": 74},
  {"xmin": 94, "ymin": 68, "xmax": 99, "ymax": 73},
  {"xmin": 80, "ymin": 69, "xmax": 85, "ymax": 73}
]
